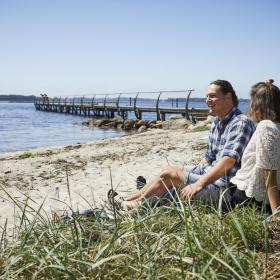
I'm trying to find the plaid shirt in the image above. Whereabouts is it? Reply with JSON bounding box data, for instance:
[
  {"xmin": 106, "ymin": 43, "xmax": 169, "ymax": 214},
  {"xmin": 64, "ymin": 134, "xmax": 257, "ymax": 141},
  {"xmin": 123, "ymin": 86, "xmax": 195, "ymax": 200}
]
[{"xmin": 204, "ymin": 107, "xmax": 255, "ymax": 186}]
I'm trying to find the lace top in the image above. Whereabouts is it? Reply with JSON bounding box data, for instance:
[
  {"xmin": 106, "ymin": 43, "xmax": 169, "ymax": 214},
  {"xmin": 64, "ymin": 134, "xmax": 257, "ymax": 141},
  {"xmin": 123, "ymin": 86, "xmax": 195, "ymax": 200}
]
[{"xmin": 230, "ymin": 120, "xmax": 280, "ymax": 202}]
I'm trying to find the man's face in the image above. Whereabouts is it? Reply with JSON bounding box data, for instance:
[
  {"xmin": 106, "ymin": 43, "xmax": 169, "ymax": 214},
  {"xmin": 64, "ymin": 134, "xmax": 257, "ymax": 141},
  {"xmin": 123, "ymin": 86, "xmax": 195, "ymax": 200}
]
[{"xmin": 206, "ymin": 84, "xmax": 232, "ymax": 119}]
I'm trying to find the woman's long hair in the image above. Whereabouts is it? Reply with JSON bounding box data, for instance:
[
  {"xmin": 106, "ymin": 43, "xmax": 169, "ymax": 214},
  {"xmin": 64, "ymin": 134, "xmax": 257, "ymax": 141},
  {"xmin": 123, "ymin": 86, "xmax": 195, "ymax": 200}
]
[{"xmin": 250, "ymin": 79, "xmax": 280, "ymax": 122}]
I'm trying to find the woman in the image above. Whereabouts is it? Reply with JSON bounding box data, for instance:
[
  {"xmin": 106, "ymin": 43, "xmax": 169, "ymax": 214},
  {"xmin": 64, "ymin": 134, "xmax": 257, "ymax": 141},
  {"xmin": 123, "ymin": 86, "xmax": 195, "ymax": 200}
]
[{"xmin": 230, "ymin": 79, "xmax": 280, "ymax": 215}]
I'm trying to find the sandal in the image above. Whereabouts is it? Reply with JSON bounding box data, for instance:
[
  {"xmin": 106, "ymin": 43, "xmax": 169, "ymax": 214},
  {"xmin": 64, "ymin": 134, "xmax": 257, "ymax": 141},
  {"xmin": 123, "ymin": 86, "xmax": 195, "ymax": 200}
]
[
  {"xmin": 136, "ymin": 176, "xmax": 147, "ymax": 190},
  {"xmin": 107, "ymin": 189, "xmax": 125, "ymax": 208}
]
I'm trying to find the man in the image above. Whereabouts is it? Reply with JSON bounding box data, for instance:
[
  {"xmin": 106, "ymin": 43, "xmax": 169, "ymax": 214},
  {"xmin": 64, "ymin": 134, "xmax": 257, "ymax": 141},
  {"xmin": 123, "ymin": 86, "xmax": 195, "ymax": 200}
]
[{"xmin": 121, "ymin": 80, "xmax": 255, "ymax": 209}]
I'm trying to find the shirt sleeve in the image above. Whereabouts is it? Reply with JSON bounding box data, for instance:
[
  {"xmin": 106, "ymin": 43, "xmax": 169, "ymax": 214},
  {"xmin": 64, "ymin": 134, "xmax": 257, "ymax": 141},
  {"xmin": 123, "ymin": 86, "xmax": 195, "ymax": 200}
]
[
  {"xmin": 256, "ymin": 121, "xmax": 280, "ymax": 170},
  {"xmin": 205, "ymin": 123, "xmax": 216, "ymax": 163},
  {"xmin": 222, "ymin": 119, "xmax": 255, "ymax": 162}
]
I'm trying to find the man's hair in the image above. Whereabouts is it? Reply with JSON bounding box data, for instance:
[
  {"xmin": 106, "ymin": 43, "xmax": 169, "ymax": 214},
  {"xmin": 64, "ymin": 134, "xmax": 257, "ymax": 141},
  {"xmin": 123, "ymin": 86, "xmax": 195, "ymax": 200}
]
[
  {"xmin": 250, "ymin": 79, "xmax": 280, "ymax": 122},
  {"xmin": 210, "ymin": 80, "xmax": 239, "ymax": 106}
]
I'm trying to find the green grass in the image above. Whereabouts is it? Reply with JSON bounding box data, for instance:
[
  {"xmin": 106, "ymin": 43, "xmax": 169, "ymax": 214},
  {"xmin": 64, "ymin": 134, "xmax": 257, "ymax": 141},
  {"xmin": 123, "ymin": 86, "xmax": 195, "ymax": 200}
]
[
  {"xmin": 18, "ymin": 151, "xmax": 33, "ymax": 159},
  {"xmin": 0, "ymin": 198, "xmax": 270, "ymax": 279},
  {"xmin": 193, "ymin": 125, "xmax": 209, "ymax": 132}
]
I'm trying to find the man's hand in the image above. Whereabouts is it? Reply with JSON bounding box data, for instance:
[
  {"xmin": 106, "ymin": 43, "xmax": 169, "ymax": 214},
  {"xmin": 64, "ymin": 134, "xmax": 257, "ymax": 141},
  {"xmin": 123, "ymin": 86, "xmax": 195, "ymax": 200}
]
[
  {"xmin": 181, "ymin": 182, "xmax": 203, "ymax": 200},
  {"xmin": 181, "ymin": 156, "xmax": 236, "ymax": 201}
]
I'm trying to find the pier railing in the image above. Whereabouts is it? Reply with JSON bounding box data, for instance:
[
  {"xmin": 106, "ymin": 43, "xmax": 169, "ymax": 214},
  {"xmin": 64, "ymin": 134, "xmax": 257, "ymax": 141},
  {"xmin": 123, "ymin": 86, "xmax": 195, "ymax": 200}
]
[{"xmin": 34, "ymin": 90, "xmax": 209, "ymax": 122}]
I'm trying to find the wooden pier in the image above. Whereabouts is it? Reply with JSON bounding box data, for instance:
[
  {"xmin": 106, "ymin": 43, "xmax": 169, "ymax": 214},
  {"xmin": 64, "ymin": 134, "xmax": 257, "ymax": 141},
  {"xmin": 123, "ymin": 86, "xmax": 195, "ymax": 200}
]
[{"xmin": 34, "ymin": 90, "xmax": 209, "ymax": 122}]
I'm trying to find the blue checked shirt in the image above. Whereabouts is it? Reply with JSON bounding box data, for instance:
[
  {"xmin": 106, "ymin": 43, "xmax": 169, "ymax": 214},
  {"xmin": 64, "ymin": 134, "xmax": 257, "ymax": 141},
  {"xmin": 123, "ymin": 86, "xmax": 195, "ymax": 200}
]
[{"xmin": 204, "ymin": 107, "xmax": 255, "ymax": 186}]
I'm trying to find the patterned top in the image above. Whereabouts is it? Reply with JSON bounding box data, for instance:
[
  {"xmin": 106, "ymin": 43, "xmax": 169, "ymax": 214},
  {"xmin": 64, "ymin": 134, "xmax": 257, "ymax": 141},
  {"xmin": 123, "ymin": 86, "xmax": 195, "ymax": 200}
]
[
  {"xmin": 204, "ymin": 107, "xmax": 255, "ymax": 186},
  {"xmin": 231, "ymin": 120, "xmax": 280, "ymax": 202}
]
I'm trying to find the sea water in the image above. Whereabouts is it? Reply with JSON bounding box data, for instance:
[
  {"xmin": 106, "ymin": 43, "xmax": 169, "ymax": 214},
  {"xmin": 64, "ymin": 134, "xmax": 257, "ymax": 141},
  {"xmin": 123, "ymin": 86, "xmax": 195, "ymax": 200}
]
[
  {"xmin": 0, "ymin": 100, "xmax": 250, "ymax": 154},
  {"xmin": 0, "ymin": 102, "xmax": 126, "ymax": 153}
]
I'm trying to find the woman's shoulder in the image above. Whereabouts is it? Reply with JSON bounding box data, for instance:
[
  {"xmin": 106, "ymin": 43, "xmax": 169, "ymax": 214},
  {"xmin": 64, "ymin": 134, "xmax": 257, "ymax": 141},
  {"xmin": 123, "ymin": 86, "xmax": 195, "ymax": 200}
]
[{"xmin": 256, "ymin": 120, "xmax": 280, "ymax": 132}]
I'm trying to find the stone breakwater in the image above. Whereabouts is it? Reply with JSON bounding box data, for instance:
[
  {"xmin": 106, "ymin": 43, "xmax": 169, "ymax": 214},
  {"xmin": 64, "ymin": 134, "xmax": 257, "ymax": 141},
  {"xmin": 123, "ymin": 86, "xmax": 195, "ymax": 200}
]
[{"xmin": 82, "ymin": 115, "xmax": 213, "ymax": 133}]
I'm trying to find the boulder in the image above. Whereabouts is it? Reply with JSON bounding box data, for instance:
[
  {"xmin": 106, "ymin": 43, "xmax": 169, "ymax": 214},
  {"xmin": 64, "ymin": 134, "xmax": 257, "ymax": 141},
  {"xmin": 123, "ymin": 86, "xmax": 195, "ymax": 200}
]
[
  {"xmin": 123, "ymin": 119, "xmax": 135, "ymax": 130},
  {"xmin": 169, "ymin": 115, "xmax": 185, "ymax": 120},
  {"xmin": 162, "ymin": 119, "xmax": 192, "ymax": 130},
  {"xmin": 148, "ymin": 120, "xmax": 157, "ymax": 125},
  {"xmin": 150, "ymin": 122, "xmax": 163, "ymax": 129},
  {"xmin": 95, "ymin": 119, "xmax": 112, "ymax": 127},
  {"xmin": 134, "ymin": 119, "xmax": 150, "ymax": 129},
  {"xmin": 103, "ymin": 121, "xmax": 119, "ymax": 128},
  {"xmin": 188, "ymin": 121, "xmax": 210, "ymax": 132},
  {"xmin": 187, "ymin": 124, "xmax": 195, "ymax": 131},
  {"xmin": 138, "ymin": 125, "xmax": 147, "ymax": 133},
  {"xmin": 112, "ymin": 115, "xmax": 124, "ymax": 124},
  {"xmin": 206, "ymin": 115, "xmax": 214, "ymax": 123},
  {"xmin": 81, "ymin": 120, "xmax": 92, "ymax": 126}
]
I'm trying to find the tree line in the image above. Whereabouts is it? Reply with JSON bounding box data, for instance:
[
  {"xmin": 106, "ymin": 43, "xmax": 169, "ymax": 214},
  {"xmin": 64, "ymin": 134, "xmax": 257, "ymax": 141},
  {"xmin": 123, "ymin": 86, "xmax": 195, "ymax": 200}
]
[{"xmin": 0, "ymin": 95, "xmax": 36, "ymax": 102}]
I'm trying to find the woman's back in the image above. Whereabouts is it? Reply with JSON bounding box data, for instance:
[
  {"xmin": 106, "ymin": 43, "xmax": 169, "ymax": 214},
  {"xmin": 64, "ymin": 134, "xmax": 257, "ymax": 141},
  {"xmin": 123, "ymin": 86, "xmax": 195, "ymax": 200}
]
[{"xmin": 231, "ymin": 119, "xmax": 280, "ymax": 201}]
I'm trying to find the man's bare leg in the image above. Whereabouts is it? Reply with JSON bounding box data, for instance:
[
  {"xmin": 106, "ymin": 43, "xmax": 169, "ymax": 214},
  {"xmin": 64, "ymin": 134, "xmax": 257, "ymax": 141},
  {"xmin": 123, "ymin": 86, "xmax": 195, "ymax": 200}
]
[{"xmin": 123, "ymin": 166, "xmax": 185, "ymax": 208}]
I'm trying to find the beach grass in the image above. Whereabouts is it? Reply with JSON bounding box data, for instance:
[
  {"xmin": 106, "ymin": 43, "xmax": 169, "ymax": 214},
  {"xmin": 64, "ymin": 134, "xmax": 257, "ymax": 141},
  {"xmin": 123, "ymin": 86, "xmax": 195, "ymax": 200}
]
[
  {"xmin": 0, "ymin": 195, "xmax": 274, "ymax": 279},
  {"xmin": 192, "ymin": 125, "xmax": 209, "ymax": 132},
  {"xmin": 18, "ymin": 151, "xmax": 33, "ymax": 159}
]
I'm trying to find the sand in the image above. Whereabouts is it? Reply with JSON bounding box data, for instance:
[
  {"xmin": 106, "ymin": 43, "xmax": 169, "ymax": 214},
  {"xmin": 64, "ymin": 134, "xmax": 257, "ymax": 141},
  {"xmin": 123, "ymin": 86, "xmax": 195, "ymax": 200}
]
[{"xmin": 0, "ymin": 128, "xmax": 208, "ymax": 234}]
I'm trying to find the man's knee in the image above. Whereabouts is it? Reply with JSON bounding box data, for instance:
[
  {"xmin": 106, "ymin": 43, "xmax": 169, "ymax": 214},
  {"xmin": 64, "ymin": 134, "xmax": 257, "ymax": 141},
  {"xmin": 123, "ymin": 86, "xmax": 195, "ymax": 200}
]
[
  {"xmin": 159, "ymin": 167, "xmax": 184, "ymax": 186},
  {"xmin": 161, "ymin": 165, "xmax": 181, "ymax": 173}
]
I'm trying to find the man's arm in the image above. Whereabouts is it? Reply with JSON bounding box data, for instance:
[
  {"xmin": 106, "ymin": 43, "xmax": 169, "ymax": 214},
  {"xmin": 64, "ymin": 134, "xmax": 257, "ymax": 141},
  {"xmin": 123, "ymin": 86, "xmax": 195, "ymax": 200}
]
[{"xmin": 181, "ymin": 156, "xmax": 236, "ymax": 199}]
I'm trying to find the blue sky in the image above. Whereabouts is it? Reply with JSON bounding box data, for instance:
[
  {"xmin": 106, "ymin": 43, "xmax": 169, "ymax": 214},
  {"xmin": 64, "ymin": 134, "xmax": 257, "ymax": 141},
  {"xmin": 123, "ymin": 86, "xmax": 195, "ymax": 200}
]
[{"xmin": 0, "ymin": 0, "xmax": 279, "ymax": 98}]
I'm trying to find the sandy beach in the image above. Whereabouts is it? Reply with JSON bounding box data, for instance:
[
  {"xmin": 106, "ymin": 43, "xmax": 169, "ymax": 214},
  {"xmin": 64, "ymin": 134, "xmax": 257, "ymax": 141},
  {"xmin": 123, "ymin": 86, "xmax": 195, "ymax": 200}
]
[{"xmin": 0, "ymin": 128, "xmax": 208, "ymax": 233}]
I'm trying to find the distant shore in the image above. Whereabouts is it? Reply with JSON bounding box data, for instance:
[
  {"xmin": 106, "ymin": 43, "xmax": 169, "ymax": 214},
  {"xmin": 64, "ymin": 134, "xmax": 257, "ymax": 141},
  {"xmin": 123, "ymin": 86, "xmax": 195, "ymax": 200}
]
[
  {"xmin": 0, "ymin": 95, "xmax": 36, "ymax": 102},
  {"xmin": 0, "ymin": 128, "xmax": 208, "ymax": 234}
]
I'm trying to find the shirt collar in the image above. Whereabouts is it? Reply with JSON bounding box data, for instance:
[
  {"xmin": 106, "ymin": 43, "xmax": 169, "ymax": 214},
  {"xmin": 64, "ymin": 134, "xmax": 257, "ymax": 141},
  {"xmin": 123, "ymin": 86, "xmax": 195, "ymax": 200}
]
[{"xmin": 213, "ymin": 106, "xmax": 239, "ymax": 126}]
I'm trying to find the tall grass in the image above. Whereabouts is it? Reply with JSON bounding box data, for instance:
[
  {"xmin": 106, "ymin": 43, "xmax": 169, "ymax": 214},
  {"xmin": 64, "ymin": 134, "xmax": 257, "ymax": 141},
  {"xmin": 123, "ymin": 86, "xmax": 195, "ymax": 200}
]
[
  {"xmin": 0, "ymin": 195, "xmax": 269, "ymax": 279},
  {"xmin": 0, "ymin": 167, "xmax": 276, "ymax": 279}
]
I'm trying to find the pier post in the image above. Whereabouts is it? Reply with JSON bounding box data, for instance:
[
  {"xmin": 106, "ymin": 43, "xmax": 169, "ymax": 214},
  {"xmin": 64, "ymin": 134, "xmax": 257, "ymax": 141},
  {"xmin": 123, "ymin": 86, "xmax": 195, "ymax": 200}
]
[
  {"xmin": 134, "ymin": 92, "xmax": 141, "ymax": 119},
  {"xmin": 156, "ymin": 92, "xmax": 162, "ymax": 121},
  {"xmin": 185, "ymin": 89, "xmax": 194, "ymax": 120},
  {"xmin": 116, "ymin": 93, "xmax": 122, "ymax": 116}
]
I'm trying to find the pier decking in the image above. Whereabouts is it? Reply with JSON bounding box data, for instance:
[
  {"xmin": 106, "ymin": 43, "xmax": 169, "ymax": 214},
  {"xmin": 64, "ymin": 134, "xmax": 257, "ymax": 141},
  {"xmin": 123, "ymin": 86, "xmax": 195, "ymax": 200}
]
[{"xmin": 34, "ymin": 90, "xmax": 209, "ymax": 122}]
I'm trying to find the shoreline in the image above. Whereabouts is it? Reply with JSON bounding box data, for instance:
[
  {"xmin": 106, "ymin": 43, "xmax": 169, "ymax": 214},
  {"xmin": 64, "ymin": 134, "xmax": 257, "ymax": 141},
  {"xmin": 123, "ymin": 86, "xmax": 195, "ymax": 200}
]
[{"xmin": 0, "ymin": 128, "xmax": 208, "ymax": 234}]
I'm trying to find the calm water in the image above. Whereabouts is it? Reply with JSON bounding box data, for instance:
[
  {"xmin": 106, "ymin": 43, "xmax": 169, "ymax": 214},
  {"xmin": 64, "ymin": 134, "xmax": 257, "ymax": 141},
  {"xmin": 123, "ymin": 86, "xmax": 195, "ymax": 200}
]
[
  {"xmin": 0, "ymin": 102, "xmax": 126, "ymax": 153},
  {"xmin": 0, "ymin": 100, "xmax": 250, "ymax": 154}
]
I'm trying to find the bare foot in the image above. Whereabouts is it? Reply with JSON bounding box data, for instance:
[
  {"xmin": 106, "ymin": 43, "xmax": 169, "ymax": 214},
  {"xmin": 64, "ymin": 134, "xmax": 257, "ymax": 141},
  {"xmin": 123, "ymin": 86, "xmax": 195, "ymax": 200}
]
[{"xmin": 122, "ymin": 200, "xmax": 140, "ymax": 210}]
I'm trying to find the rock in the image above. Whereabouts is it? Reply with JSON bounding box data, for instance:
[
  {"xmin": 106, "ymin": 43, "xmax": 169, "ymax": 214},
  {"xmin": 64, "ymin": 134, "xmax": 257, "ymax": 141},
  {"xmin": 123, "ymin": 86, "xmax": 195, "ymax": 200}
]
[
  {"xmin": 95, "ymin": 119, "xmax": 112, "ymax": 127},
  {"xmin": 169, "ymin": 115, "xmax": 184, "ymax": 120},
  {"xmin": 123, "ymin": 119, "xmax": 135, "ymax": 130},
  {"xmin": 82, "ymin": 120, "xmax": 95, "ymax": 126},
  {"xmin": 187, "ymin": 124, "xmax": 195, "ymax": 131},
  {"xmin": 112, "ymin": 115, "xmax": 124, "ymax": 124},
  {"xmin": 134, "ymin": 119, "xmax": 150, "ymax": 129},
  {"xmin": 138, "ymin": 120, "xmax": 148, "ymax": 126},
  {"xmin": 188, "ymin": 121, "xmax": 210, "ymax": 132},
  {"xmin": 195, "ymin": 121, "xmax": 207, "ymax": 127},
  {"xmin": 81, "ymin": 116, "xmax": 197, "ymax": 131},
  {"xmin": 206, "ymin": 115, "xmax": 214, "ymax": 123},
  {"xmin": 138, "ymin": 125, "xmax": 147, "ymax": 133},
  {"xmin": 162, "ymin": 119, "xmax": 192, "ymax": 130},
  {"xmin": 103, "ymin": 122, "xmax": 118, "ymax": 128},
  {"xmin": 150, "ymin": 123, "xmax": 163, "ymax": 129},
  {"xmin": 82, "ymin": 116, "xmax": 125, "ymax": 128}
]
